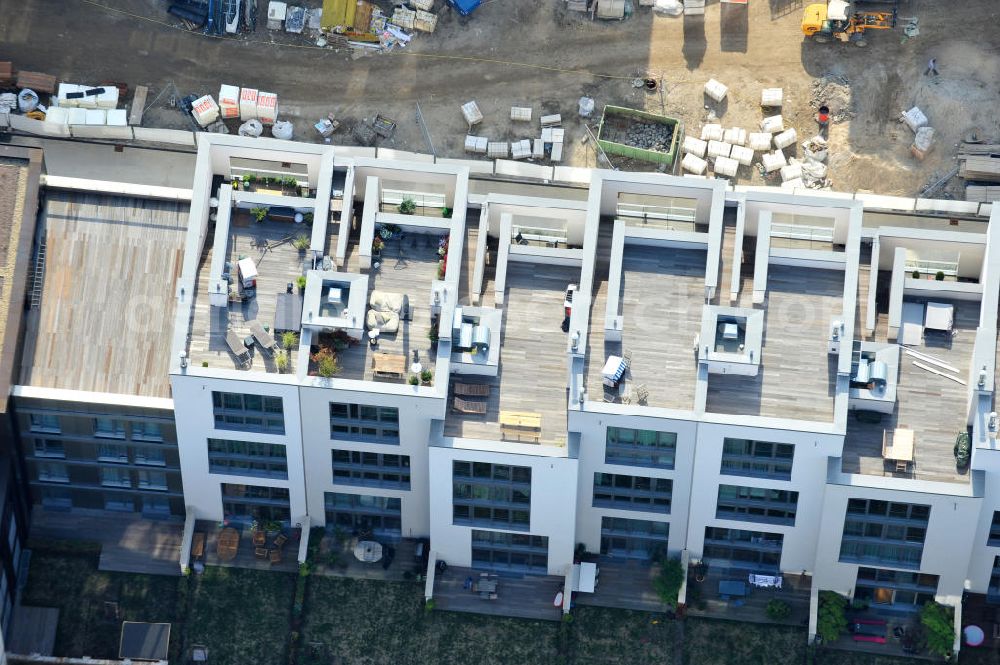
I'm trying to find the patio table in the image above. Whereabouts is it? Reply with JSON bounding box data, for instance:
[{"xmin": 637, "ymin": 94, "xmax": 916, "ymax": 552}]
[
  {"xmin": 353, "ymin": 540, "xmax": 383, "ymax": 563},
  {"xmin": 217, "ymin": 527, "xmax": 240, "ymax": 562},
  {"xmin": 718, "ymin": 580, "xmax": 747, "ymax": 598}
]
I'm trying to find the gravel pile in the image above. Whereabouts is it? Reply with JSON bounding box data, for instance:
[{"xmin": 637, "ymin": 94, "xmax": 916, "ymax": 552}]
[{"xmin": 605, "ymin": 120, "xmax": 675, "ymax": 152}]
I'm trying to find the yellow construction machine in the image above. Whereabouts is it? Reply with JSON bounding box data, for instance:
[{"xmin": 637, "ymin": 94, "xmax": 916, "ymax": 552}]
[{"xmin": 802, "ymin": 0, "xmax": 897, "ymax": 46}]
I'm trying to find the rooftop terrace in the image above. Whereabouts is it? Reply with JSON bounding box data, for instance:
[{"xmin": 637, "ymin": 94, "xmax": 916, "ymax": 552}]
[
  {"xmin": 842, "ymin": 296, "xmax": 978, "ymax": 484},
  {"xmin": 444, "ymin": 262, "xmax": 576, "ymax": 446},
  {"xmin": 587, "ymin": 244, "xmax": 705, "ymax": 411},
  {"xmin": 705, "ymin": 265, "xmax": 842, "ymax": 422},
  {"xmin": 20, "ymin": 193, "xmax": 188, "ymax": 398}
]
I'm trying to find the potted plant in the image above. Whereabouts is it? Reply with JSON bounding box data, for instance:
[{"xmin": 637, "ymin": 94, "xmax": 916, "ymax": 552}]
[
  {"xmin": 954, "ymin": 431, "xmax": 971, "ymax": 468},
  {"xmin": 312, "ymin": 349, "xmax": 339, "ymax": 378},
  {"xmin": 372, "ymin": 236, "xmax": 385, "ymax": 254},
  {"xmin": 912, "ymin": 269, "xmax": 920, "ymax": 279},
  {"xmin": 935, "ymin": 270, "xmax": 945, "ymax": 281},
  {"xmin": 263, "ymin": 520, "xmax": 282, "ymax": 537},
  {"xmin": 428, "ymin": 326, "xmax": 439, "ymax": 346},
  {"xmin": 399, "ymin": 197, "xmax": 417, "ymax": 215},
  {"xmin": 920, "ymin": 601, "xmax": 955, "ymax": 658},
  {"xmin": 766, "ymin": 599, "xmax": 792, "ymax": 621},
  {"xmin": 296, "ymin": 275, "xmax": 307, "ymax": 292},
  {"xmin": 293, "ymin": 234, "xmax": 310, "ymax": 252},
  {"xmin": 420, "ymin": 369, "xmax": 433, "ymax": 385},
  {"xmin": 250, "ymin": 206, "xmax": 268, "ymax": 223},
  {"xmin": 276, "ymin": 350, "xmax": 289, "ymax": 373},
  {"xmin": 408, "ymin": 374, "xmax": 420, "ymax": 386},
  {"xmin": 441, "ymin": 206, "xmax": 452, "ymax": 219},
  {"xmin": 282, "ymin": 331, "xmax": 298, "ymax": 350}
]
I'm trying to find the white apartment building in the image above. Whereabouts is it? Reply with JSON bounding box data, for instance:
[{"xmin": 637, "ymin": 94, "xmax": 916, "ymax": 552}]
[{"xmin": 17, "ymin": 132, "xmax": 1000, "ymax": 646}]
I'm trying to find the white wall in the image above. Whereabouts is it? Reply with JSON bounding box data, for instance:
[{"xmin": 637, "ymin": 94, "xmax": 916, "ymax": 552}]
[
  {"xmin": 428, "ymin": 444, "xmax": 579, "ymax": 576},
  {"xmin": 170, "ymin": 373, "xmax": 307, "ymax": 523},
  {"xmin": 299, "ymin": 384, "xmax": 437, "ymax": 538}
]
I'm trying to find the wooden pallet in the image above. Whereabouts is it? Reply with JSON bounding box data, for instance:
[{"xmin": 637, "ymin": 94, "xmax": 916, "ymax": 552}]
[
  {"xmin": 966, "ymin": 185, "xmax": 1000, "ymax": 203},
  {"xmin": 959, "ymin": 156, "xmax": 1000, "ymax": 183}
]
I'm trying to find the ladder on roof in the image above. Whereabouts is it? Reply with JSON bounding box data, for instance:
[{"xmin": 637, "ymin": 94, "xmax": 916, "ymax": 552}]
[{"xmin": 29, "ymin": 239, "xmax": 45, "ymax": 309}]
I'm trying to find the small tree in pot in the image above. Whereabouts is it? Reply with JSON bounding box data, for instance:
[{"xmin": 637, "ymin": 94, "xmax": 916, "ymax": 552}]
[{"xmin": 954, "ymin": 431, "xmax": 971, "ymax": 468}]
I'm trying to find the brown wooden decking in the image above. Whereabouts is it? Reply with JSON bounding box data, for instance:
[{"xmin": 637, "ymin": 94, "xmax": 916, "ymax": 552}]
[
  {"xmin": 19, "ymin": 193, "xmax": 188, "ymax": 397},
  {"xmin": 432, "ymin": 566, "xmax": 564, "ymax": 621},
  {"xmin": 573, "ymin": 559, "xmax": 669, "ymax": 613},
  {"xmin": 686, "ymin": 569, "xmax": 811, "ymax": 626},
  {"xmin": 444, "ymin": 263, "xmax": 575, "ymax": 446}
]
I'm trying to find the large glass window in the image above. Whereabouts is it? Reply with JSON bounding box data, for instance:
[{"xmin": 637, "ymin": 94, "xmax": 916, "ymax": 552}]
[
  {"xmin": 593, "ymin": 473, "xmax": 672, "ymax": 513},
  {"xmin": 471, "ymin": 529, "xmax": 548, "ymax": 574},
  {"xmin": 854, "ymin": 567, "xmax": 939, "ymax": 610},
  {"xmin": 600, "ymin": 517, "xmax": 669, "ymax": 560},
  {"xmin": 94, "ymin": 418, "xmax": 126, "ymax": 439},
  {"xmin": 720, "ymin": 438, "xmax": 794, "ymax": 480},
  {"xmin": 36, "ymin": 462, "xmax": 69, "ymax": 483},
  {"xmin": 207, "ymin": 439, "xmax": 289, "ymax": 479},
  {"xmin": 137, "ymin": 470, "xmax": 168, "ymax": 491},
  {"xmin": 332, "ymin": 450, "xmax": 410, "ymax": 489},
  {"xmin": 212, "ymin": 392, "xmax": 285, "ymax": 434},
  {"xmin": 33, "ymin": 439, "xmax": 65, "ymax": 459},
  {"xmin": 221, "ymin": 483, "xmax": 290, "ymax": 522},
  {"xmin": 703, "ymin": 526, "xmax": 783, "ymax": 572},
  {"xmin": 324, "ymin": 492, "xmax": 402, "ymax": 540},
  {"xmin": 101, "ymin": 467, "xmax": 132, "ymax": 488},
  {"xmin": 605, "ymin": 427, "xmax": 676, "ymax": 469},
  {"xmin": 29, "ymin": 413, "xmax": 60, "ymax": 433},
  {"xmin": 97, "ymin": 442, "xmax": 129, "ymax": 463},
  {"xmin": 989, "ymin": 511, "xmax": 1000, "ymax": 547},
  {"xmin": 329, "ymin": 403, "xmax": 400, "ymax": 444},
  {"xmin": 989, "ymin": 556, "xmax": 1000, "ymax": 603},
  {"xmin": 134, "ymin": 446, "xmax": 166, "ymax": 467},
  {"xmin": 132, "ymin": 421, "xmax": 164, "ymax": 442},
  {"xmin": 839, "ymin": 499, "xmax": 930, "ymax": 569},
  {"xmin": 716, "ymin": 484, "xmax": 798, "ymax": 526},
  {"xmin": 453, "ymin": 461, "xmax": 531, "ymax": 530}
]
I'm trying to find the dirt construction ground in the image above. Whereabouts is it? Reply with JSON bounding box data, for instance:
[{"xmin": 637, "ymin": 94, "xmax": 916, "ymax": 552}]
[{"xmin": 1, "ymin": 0, "xmax": 998, "ymax": 196}]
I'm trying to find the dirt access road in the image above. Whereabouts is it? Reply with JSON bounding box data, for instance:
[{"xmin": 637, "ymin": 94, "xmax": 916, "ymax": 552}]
[{"xmin": 1, "ymin": 0, "xmax": 998, "ymax": 195}]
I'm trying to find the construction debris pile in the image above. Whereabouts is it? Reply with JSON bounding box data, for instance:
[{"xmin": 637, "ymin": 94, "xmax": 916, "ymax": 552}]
[
  {"xmin": 184, "ymin": 84, "xmax": 285, "ymax": 138},
  {"xmin": 463, "ymin": 102, "xmax": 567, "ymax": 162},
  {"xmin": 810, "ymin": 74, "xmax": 854, "ymax": 123},
  {"xmin": 681, "ymin": 78, "xmax": 831, "ymax": 189},
  {"xmin": 603, "ymin": 120, "xmax": 675, "ymax": 152}
]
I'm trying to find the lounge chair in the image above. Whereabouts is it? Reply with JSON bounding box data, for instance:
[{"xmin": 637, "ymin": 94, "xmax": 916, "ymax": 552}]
[
  {"xmin": 273, "ymin": 533, "xmax": 288, "ymax": 549},
  {"xmin": 248, "ymin": 319, "xmax": 277, "ymax": 354},
  {"xmin": 454, "ymin": 382, "xmax": 490, "ymax": 397},
  {"xmin": 225, "ymin": 330, "xmax": 251, "ymax": 368},
  {"xmin": 269, "ymin": 548, "xmax": 282, "ymax": 564},
  {"xmin": 453, "ymin": 397, "xmax": 487, "ymax": 415},
  {"xmin": 255, "ymin": 547, "xmax": 268, "ymax": 559}
]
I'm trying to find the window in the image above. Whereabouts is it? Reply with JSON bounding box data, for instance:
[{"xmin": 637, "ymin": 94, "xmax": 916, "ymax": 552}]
[
  {"xmin": 97, "ymin": 442, "xmax": 129, "ymax": 463},
  {"xmin": 703, "ymin": 527, "xmax": 783, "ymax": 572},
  {"xmin": 104, "ymin": 495, "xmax": 134, "ymax": 512},
  {"xmin": 29, "ymin": 414, "xmax": 60, "ymax": 433},
  {"xmin": 94, "ymin": 418, "xmax": 126, "ymax": 439},
  {"xmin": 839, "ymin": 499, "xmax": 930, "ymax": 569},
  {"xmin": 989, "ymin": 511, "xmax": 1000, "ymax": 547},
  {"xmin": 143, "ymin": 495, "xmax": 171, "ymax": 517},
  {"xmin": 854, "ymin": 567, "xmax": 939, "ymax": 609},
  {"xmin": 324, "ymin": 492, "xmax": 402, "ymax": 540},
  {"xmin": 137, "ymin": 470, "xmax": 168, "ymax": 490},
  {"xmin": 453, "ymin": 461, "xmax": 531, "ymax": 530},
  {"xmin": 39, "ymin": 486, "xmax": 72, "ymax": 508},
  {"xmin": 134, "ymin": 446, "xmax": 166, "ymax": 467},
  {"xmin": 605, "ymin": 427, "xmax": 676, "ymax": 469},
  {"xmin": 212, "ymin": 392, "xmax": 285, "ymax": 434},
  {"xmin": 221, "ymin": 483, "xmax": 291, "ymax": 522},
  {"xmin": 593, "ymin": 473, "xmax": 672, "ymax": 513},
  {"xmin": 207, "ymin": 439, "xmax": 288, "ymax": 479},
  {"xmin": 989, "ymin": 556, "xmax": 1000, "ymax": 603},
  {"xmin": 600, "ymin": 517, "xmax": 669, "ymax": 560},
  {"xmin": 132, "ymin": 421, "xmax": 164, "ymax": 442},
  {"xmin": 471, "ymin": 529, "xmax": 549, "ymax": 574},
  {"xmin": 329, "ymin": 403, "xmax": 400, "ymax": 444},
  {"xmin": 33, "ymin": 439, "xmax": 65, "ymax": 459},
  {"xmin": 716, "ymin": 484, "xmax": 799, "ymax": 526},
  {"xmin": 720, "ymin": 438, "xmax": 794, "ymax": 480},
  {"xmin": 36, "ymin": 462, "xmax": 69, "ymax": 483},
  {"xmin": 332, "ymin": 450, "xmax": 410, "ymax": 489},
  {"xmin": 101, "ymin": 467, "xmax": 132, "ymax": 488}
]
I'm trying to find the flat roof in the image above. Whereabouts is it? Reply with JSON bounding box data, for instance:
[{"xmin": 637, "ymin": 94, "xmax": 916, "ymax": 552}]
[
  {"xmin": 705, "ymin": 265, "xmax": 843, "ymax": 421},
  {"xmin": 587, "ymin": 244, "xmax": 705, "ymax": 411},
  {"xmin": 19, "ymin": 192, "xmax": 188, "ymax": 398}
]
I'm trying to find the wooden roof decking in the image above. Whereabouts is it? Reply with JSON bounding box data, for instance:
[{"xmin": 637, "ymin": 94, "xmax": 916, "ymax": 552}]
[
  {"xmin": 705, "ymin": 265, "xmax": 843, "ymax": 422},
  {"xmin": 843, "ymin": 299, "xmax": 979, "ymax": 484},
  {"xmin": 19, "ymin": 193, "xmax": 188, "ymax": 398},
  {"xmin": 444, "ymin": 263, "xmax": 576, "ymax": 446},
  {"xmin": 586, "ymin": 244, "xmax": 706, "ymax": 412}
]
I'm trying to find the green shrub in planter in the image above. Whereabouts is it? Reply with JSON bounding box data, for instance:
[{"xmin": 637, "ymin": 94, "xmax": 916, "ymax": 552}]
[
  {"xmin": 921, "ymin": 601, "xmax": 955, "ymax": 658},
  {"xmin": 293, "ymin": 234, "xmax": 310, "ymax": 251},
  {"xmin": 935, "ymin": 271, "xmax": 945, "ymax": 281},
  {"xmin": 281, "ymin": 331, "xmax": 298, "ymax": 349},
  {"xmin": 817, "ymin": 591, "xmax": 848, "ymax": 644},
  {"xmin": 296, "ymin": 275, "xmax": 307, "ymax": 291},
  {"xmin": 912, "ymin": 269, "xmax": 920, "ymax": 279},
  {"xmin": 652, "ymin": 557, "xmax": 684, "ymax": 609},
  {"xmin": 766, "ymin": 599, "xmax": 792, "ymax": 621},
  {"xmin": 399, "ymin": 197, "xmax": 417, "ymax": 215},
  {"xmin": 250, "ymin": 206, "xmax": 268, "ymax": 223},
  {"xmin": 954, "ymin": 431, "xmax": 971, "ymax": 467},
  {"xmin": 408, "ymin": 374, "xmax": 420, "ymax": 386},
  {"xmin": 420, "ymin": 369, "xmax": 433, "ymax": 384}
]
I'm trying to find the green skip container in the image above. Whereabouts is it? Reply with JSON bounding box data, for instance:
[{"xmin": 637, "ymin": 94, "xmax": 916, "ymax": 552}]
[{"xmin": 597, "ymin": 105, "xmax": 681, "ymax": 167}]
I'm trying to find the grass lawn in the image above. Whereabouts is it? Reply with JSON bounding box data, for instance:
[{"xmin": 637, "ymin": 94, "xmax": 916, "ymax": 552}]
[
  {"xmin": 571, "ymin": 605, "xmax": 681, "ymax": 665},
  {"xmin": 684, "ymin": 617, "xmax": 807, "ymax": 665},
  {"xmin": 186, "ymin": 566, "xmax": 296, "ymax": 665},
  {"xmin": 21, "ymin": 546, "xmax": 181, "ymax": 661}
]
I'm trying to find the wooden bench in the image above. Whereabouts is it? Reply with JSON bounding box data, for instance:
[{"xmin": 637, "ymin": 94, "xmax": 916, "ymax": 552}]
[
  {"xmin": 191, "ymin": 532, "xmax": 205, "ymax": 560},
  {"xmin": 499, "ymin": 411, "xmax": 542, "ymax": 443}
]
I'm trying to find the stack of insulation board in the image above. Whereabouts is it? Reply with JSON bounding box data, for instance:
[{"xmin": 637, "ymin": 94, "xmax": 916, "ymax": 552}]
[
  {"xmin": 532, "ymin": 139, "xmax": 545, "ymax": 158},
  {"xmin": 704, "ymin": 79, "xmax": 728, "ymax": 102},
  {"xmin": 219, "ymin": 84, "xmax": 240, "ymax": 119},
  {"xmin": 748, "ymin": 132, "xmax": 772, "ymax": 151},
  {"xmin": 760, "ymin": 115, "xmax": 784, "ymax": 133},
  {"xmin": 540, "ymin": 114, "xmax": 561, "ymax": 128},
  {"xmin": 487, "ymin": 142, "xmax": 509, "ymax": 159},
  {"xmin": 57, "ymin": 83, "xmax": 119, "ymax": 109},
  {"xmin": 700, "ymin": 124, "xmax": 723, "ymax": 141},
  {"xmin": 960, "ymin": 156, "xmax": 1000, "ymax": 183},
  {"xmin": 714, "ymin": 156, "xmax": 738, "ymax": 177},
  {"xmin": 192, "ymin": 95, "xmax": 221, "ymax": 127},
  {"xmin": 464, "ymin": 135, "xmax": 488, "ymax": 154},
  {"xmin": 240, "ymin": 88, "xmax": 259, "ymax": 120},
  {"xmin": 730, "ymin": 145, "xmax": 754, "ymax": 166},
  {"xmin": 392, "ymin": 7, "xmax": 416, "ymax": 28},
  {"xmin": 682, "ymin": 153, "xmax": 707, "ymax": 175},
  {"xmin": 723, "ymin": 127, "xmax": 746, "ymax": 146},
  {"xmin": 684, "ymin": 0, "xmax": 705, "ymax": 15},
  {"xmin": 510, "ymin": 106, "xmax": 532, "ymax": 122},
  {"xmin": 707, "ymin": 140, "xmax": 731, "ymax": 159},
  {"xmin": 550, "ymin": 127, "xmax": 565, "ymax": 162},
  {"xmin": 414, "ymin": 10, "xmax": 437, "ymax": 32},
  {"xmin": 511, "ymin": 139, "xmax": 532, "ymax": 160},
  {"xmin": 461, "ymin": 101, "xmax": 483, "ymax": 127},
  {"xmin": 762, "ymin": 150, "xmax": 786, "ymax": 173},
  {"xmin": 257, "ymin": 92, "xmax": 278, "ymax": 124}
]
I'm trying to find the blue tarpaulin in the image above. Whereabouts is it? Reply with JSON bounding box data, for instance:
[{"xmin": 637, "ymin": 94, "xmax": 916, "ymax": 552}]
[{"xmin": 449, "ymin": 0, "xmax": 481, "ymax": 16}]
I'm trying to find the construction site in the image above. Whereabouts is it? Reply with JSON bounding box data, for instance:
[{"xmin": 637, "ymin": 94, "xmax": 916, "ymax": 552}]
[{"xmin": 0, "ymin": 0, "xmax": 998, "ymax": 198}]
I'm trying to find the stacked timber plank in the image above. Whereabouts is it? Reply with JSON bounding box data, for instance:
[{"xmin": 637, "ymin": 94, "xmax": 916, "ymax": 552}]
[
  {"xmin": 17, "ymin": 71, "xmax": 57, "ymax": 94},
  {"xmin": 959, "ymin": 156, "xmax": 1000, "ymax": 183},
  {"xmin": 965, "ymin": 185, "xmax": 1000, "ymax": 203}
]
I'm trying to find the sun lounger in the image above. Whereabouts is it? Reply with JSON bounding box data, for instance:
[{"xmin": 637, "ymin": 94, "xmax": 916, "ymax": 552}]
[
  {"xmin": 454, "ymin": 382, "xmax": 491, "ymax": 397},
  {"xmin": 453, "ymin": 397, "xmax": 487, "ymax": 414},
  {"xmin": 225, "ymin": 330, "xmax": 251, "ymax": 367},
  {"xmin": 248, "ymin": 319, "xmax": 278, "ymax": 354}
]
